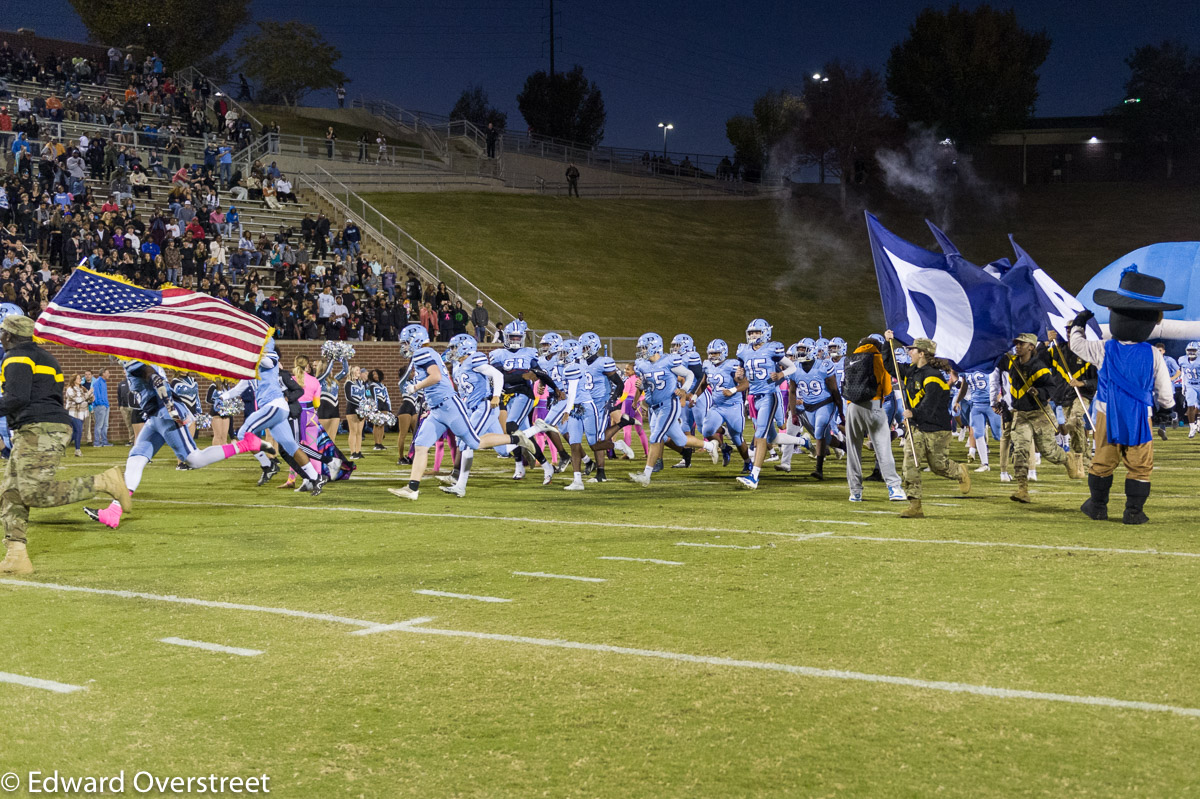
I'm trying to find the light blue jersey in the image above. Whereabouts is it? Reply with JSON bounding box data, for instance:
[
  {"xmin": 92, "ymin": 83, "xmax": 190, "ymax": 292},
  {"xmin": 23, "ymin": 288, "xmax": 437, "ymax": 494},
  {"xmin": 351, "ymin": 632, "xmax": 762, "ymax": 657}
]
[
  {"xmin": 125, "ymin": 360, "xmax": 187, "ymax": 421},
  {"xmin": 491, "ymin": 346, "xmax": 538, "ymax": 374},
  {"xmin": 583, "ymin": 354, "xmax": 618, "ymax": 407},
  {"xmin": 704, "ymin": 359, "xmax": 742, "ymax": 407},
  {"xmin": 790, "ymin": 359, "xmax": 834, "ymax": 407},
  {"xmin": 1182, "ymin": 356, "xmax": 1200, "ymax": 386},
  {"xmin": 249, "ymin": 347, "xmax": 284, "ymax": 407},
  {"xmin": 636, "ymin": 352, "xmax": 684, "ymax": 407},
  {"xmin": 412, "ymin": 346, "xmax": 455, "ymax": 407},
  {"xmin": 454, "ymin": 352, "xmax": 494, "ymax": 407},
  {"xmin": 736, "ymin": 341, "xmax": 786, "ymax": 396},
  {"xmin": 958, "ymin": 370, "xmax": 988, "ymax": 406}
]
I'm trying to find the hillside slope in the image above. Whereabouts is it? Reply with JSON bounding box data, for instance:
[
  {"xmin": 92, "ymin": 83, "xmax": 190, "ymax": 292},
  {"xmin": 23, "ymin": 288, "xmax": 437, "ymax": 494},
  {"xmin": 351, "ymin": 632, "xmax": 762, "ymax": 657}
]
[{"xmin": 364, "ymin": 185, "xmax": 1200, "ymax": 348}]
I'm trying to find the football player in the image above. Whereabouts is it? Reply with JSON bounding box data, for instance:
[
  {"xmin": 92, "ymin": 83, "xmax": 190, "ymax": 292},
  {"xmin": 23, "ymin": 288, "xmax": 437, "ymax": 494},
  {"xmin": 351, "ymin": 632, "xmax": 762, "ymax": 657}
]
[
  {"xmin": 390, "ymin": 325, "xmax": 537, "ymax": 501},
  {"xmin": 782, "ymin": 338, "xmax": 842, "ymax": 480},
  {"xmin": 435, "ymin": 333, "xmax": 512, "ymax": 497},
  {"xmin": 490, "ymin": 320, "xmax": 557, "ymax": 480},
  {"xmin": 735, "ymin": 318, "xmax": 807, "ymax": 489},
  {"xmin": 701, "ymin": 339, "xmax": 751, "ymax": 471}
]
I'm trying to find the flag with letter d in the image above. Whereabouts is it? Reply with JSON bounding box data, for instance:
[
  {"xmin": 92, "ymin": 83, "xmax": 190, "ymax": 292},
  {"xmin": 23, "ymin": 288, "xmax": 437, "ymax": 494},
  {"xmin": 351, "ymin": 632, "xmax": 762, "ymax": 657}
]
[{"xmin": 865, "ymin": 212, "xmax": 1013, "ymax": 372}]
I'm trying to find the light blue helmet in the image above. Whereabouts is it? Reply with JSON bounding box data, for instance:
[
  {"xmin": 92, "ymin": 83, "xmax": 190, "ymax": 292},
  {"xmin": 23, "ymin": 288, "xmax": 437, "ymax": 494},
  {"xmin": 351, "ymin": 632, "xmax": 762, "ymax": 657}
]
[
  {"xmin": 580, "ymin": 331, "xmax": 602, "ymax": 358},
  {"xmin": 814, "ymin": 337, "xmax": 830, "ymax": 360},
  {"xmin": 786, "ymin": 342, "xmax": 800, "ymax": 359},
  {"xmin": 894, "ymin": 345, "xmax": 911, "ymax": 365},
  {"xmin": 671, "ymin": 333, "xmax": 695, "ymax": 354},
  {"xmin": 1188, "ymin": 341, "xmax": 1200, "ymax": 356},
  {"xmin": 399, "ymin": 323, "xmax": 430, "ymax": 357},
  {"xmin": 746, "ymin": 318, "xmax": 772, "ymax": 345},
  {"xmin": 539, "ymin": 331, "xmax": 563, "ymax": 357},
  {"xmin": 796, "ymin": 337, "xmax": 815, "ymax": 362},
  {"xmin": 636, "ymin": 332, "xmax": 663, "ymax": 360},
  {"xmin": 503, "ymin": 320, "xmax": 528, "ymax": 351},
  {"xmin": 868, "ymin": 333, "xmax": 886, "ymax": 348},
  {"xmin": 706, "ymin": 338, "xmax": 728, "ymax": 363},
  {"xmin": 447, "ymin": 333, "xmax": 477, "ymax": 362},
  {"xmin": 830, "ymin": 337, "xmax": 847, "ymax": 359},
  {"xmin": 561, "ymin": 338, "xmax": 583, "ymax": 363}
]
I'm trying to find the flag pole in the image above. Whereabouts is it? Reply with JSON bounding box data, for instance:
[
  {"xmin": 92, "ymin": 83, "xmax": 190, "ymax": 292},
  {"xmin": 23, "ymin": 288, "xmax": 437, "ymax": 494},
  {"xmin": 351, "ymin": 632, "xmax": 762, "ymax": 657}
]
[{"xmin": 884, "ymin": 333, "xmax": 921, "ymax": 467}]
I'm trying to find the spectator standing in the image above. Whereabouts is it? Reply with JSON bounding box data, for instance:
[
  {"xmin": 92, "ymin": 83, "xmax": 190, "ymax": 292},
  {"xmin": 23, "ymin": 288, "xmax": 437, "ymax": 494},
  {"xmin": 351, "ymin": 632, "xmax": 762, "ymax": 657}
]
[
  {"xmin": 64, "ymin": 373, "xmax": 90, "ymax": 456},
  {"xmin": 91, "ymin": 369, "xmax": 110, "ymax": 447},
  {"xmin": 842, "ymin": 337, "xmax": 903, "ymax": 502},
  {"xmin": 471, "ymin": 299, "xmax": 489, "ymax": 341},
  {"xmin": 357, "ymin": 132, "xmax": 368, "ymax": 162},
  {"xmin": 325, "ymin": 126, "xmax": 336, "ymax": 159},
  {"xmin": 566, "ymin": 163, "xmax": 580, "ymax": 197},
  {"xmin": 336, "ymin": 83, "xmax": 346, "ymax": 108},
  {"xmin": 485, "ymin": 122, "xmax": 498, "ymax": 159}
]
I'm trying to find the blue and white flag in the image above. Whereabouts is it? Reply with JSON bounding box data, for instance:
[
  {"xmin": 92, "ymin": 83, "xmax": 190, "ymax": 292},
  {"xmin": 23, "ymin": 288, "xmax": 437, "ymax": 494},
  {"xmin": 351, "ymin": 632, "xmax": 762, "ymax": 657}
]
[
  {"xmin": 866, "ymin": 213, "xmax": 1013, "ymax": 371},
  {"xmin": 1008, "ymin": 237, "xmax": 1102, "ymax": 341}
]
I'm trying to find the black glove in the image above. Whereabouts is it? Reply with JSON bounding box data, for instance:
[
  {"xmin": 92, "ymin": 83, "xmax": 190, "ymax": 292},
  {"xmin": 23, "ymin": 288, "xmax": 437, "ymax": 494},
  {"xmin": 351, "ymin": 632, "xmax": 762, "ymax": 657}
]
[
  {"xmin": 1152, "ymin": 408, "xmax": 1174, "ymax": 427},
  {"xmin": 1070, "ymin": 309, "xmax": 1094, "ymax": 330}
]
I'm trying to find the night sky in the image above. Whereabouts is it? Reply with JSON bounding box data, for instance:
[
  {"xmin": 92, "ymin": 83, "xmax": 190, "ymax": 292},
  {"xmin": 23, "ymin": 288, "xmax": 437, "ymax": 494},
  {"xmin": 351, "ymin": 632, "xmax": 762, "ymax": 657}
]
[{"xmin": 3, "ymin": 1, "xmax": 1198, "ymax": 156}]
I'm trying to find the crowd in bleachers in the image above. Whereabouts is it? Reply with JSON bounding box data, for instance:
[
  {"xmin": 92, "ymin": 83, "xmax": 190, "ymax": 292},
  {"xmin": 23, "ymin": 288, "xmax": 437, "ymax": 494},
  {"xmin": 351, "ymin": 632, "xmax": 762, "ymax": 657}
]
[{"xmin": 0, "ymin": 35, "xmax": 490, "ymax": 343}]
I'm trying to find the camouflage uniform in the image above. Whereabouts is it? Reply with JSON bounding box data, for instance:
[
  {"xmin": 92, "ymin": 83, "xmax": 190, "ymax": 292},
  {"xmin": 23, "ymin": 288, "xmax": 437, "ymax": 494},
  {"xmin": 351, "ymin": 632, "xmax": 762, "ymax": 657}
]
[
  {"xmin": 901, "ymin": 429, "xmax": 962, "ymax": 500},
  {"xmin": 1010, "ymin": 408, "xmax": 1067, "ymax": 483},
  {"xmin": 1, "ymin": 422, "xmax": 97, "ymax": 545},
  {"xmin": 1062, "ymin": 396, "xmax": 1092, "ymax": 471}
]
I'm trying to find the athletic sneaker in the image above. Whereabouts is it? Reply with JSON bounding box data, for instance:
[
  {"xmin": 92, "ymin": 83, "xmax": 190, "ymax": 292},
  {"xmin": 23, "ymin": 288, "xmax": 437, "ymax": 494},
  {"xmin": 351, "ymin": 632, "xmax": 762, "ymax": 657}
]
[
  {"xmin": 887, "ymin": 485, "xmax": 907, "ymax": 502},
  {"xmin": 704, "ymin": 439, "xmax": 720, "ymax": 464},
  {"xmin": 651, "ymin": 458, "xmax": 664, "ymax": 473},
  {"xmin": 439, "ymin": 485, "xmax": 466, "ymax": 497},
  {"xmin": 586, "ymin": 474, "xmax": 608, "ymax": 483},
  {"xmin": 974, "ymin": 465, "xmax": 991, "ymax": 472},
  {"xmin": 1028, "ymin": 469, "xmax": 1038, "ymax": 482},
  {"xmin": 388, "ymin": 486, "xmax": 419, "ymax": 501},
  {"xmin": 721, "ymin": 445, "xmax": 732, "ymax": 467},
  {"xmin": 373, "ymin": 444, "xmax": 386, "ymax": 451},
  {"xmin": 614, "ymin": 440, "xmax": 635, "ymax": 460},
  {"xmin": 849, "ymin": 492, "xmax": 863, "ymax": 502},
  {"xmin": 583, "ymin": 458, "xmax": 597, "ymax": 476},
  {"xmin": 735, "ymin": 474, "xmax": 759, "ymax": 490},
  {"xmin": 437, "ymin": 475, "xmax": 458, "ymax": 486},
  {"xmin": 564, "ymin": 480, "xmax": 585, "ymax": 491},
  {"xmin": 773, "ymin": 464, "xmax": 791, "ymax": 472},
  {"xmin": 670, "ymin": 459, "xmax": 690, "ymax": 469},
  {"xmin": 1000, "ymin": 472, "xmax": 1012, "ymax": 482},
  {"xmin": 629, "ymin": 472, "xmax": 651, "ymax": 486},
  {"xmin": 257, "ymin": 459, "xmax": 280, "ymax": 486},
  {"xmin": 542, "ymin": 462, "xmax": 555, "ymax": 485}
]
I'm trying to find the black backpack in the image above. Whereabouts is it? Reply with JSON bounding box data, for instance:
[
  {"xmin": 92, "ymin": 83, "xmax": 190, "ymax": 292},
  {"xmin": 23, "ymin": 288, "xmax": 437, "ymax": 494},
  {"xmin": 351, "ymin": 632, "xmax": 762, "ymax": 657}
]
[{"xmin": 842, "ymin": 350, "xmax": 879, "ymax": 404}]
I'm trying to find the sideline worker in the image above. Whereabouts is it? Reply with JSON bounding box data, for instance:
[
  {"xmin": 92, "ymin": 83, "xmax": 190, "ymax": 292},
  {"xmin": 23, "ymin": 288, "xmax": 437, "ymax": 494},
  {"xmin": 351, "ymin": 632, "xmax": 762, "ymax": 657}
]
[{"xmin": 0, "ymin": 315, "xmax": 131, "ymax": 575}]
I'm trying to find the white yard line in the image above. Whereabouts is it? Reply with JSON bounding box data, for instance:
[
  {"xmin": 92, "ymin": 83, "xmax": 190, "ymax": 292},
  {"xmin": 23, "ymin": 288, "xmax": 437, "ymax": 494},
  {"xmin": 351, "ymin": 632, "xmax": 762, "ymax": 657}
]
[
  {"xmin": 796, "ymin": 518, "xmax": 870, "ymax": 526},
  {"xmin": 141, "ymin": 500, "xmax": 832, "ymax": 539},
  {"xmin": 159, "ymin": 637, "xmax": 263, "ymax": 657},
  {"xmin": 676, "ymin": 542, "xmax": 762, "ymax": 550},
  {"xmin": 598, "ymin": 557, "xmax": 684, "ymax": 566},
  {"xmin": 0, "ymin": 670, "xmax": 87, "ymax": 693},
  {"xmin": 378, "ymin": 617, "xmax": 1200, "ymax": 719},
  {"xmin": 512, "ymin": 571, "xmax": 607, "ymax": 583},
  {"xmin": 0, "ymin": 578, "xmax": 383, "ymax": 630},
  {"xmin": 136, "ymin": 500, "xmax": 1200, "ymax": 560},
  {"xmin": 7, "ymin": 578, "xmax": 1200, "ymax": 718},
  {"xmin": 413, "ymin": 589, "xmax": 512, "ymax": 603}
]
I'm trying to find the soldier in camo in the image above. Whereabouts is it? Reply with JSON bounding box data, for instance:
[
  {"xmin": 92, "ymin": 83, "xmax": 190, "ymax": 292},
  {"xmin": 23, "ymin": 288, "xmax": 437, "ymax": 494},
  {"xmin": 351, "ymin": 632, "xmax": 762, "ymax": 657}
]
[{"xmin": 0, "ymin": 315, "xmax": 131, "ymax": 575}]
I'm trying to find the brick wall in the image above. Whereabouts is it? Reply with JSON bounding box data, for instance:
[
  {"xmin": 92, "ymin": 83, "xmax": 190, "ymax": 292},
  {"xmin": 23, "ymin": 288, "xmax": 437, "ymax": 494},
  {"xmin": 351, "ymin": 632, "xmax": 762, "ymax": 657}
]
[{"xmin": 39, "ymin": 340, "xmax": 498, "ymax": 442}]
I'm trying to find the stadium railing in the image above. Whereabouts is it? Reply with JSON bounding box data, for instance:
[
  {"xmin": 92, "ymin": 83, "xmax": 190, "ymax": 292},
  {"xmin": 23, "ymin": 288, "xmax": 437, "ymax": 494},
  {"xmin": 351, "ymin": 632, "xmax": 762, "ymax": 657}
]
[{"xmin": 296, "ymin": 164, "xmax": 513, "ymax": 335}]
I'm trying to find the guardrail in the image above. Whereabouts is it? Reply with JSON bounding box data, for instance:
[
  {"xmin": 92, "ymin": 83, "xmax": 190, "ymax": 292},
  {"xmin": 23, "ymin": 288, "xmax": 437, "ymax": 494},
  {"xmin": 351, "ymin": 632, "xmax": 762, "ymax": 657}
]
[
  {"xmin": 297, "ymin": 164, "xmax": 514, "ymax": 336},
  {"xmin": 175, "ymin": 66, "xmax": 262, "ymax": 131}
]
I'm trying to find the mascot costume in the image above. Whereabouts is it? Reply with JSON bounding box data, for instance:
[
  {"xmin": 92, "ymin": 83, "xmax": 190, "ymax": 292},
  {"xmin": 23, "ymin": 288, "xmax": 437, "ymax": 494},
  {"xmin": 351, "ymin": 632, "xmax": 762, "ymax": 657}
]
[{"xmin": 1068, "ymin": 265, "xmax": 1179, "ymax": 524}]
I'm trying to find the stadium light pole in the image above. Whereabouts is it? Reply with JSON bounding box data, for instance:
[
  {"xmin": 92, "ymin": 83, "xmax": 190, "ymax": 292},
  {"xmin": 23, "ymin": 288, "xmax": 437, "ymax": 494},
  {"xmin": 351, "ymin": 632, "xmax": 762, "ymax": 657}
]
[{"xmin": 658, "ymin": 122, "xmax": 673, "ymax": 157}]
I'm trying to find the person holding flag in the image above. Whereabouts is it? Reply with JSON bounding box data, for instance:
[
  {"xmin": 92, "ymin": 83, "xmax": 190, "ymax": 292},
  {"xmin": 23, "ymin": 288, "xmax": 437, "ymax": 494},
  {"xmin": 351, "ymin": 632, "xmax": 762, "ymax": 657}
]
[{"xmin": 885, "ymin": 331, "xmax": 970, "ymax": 519}]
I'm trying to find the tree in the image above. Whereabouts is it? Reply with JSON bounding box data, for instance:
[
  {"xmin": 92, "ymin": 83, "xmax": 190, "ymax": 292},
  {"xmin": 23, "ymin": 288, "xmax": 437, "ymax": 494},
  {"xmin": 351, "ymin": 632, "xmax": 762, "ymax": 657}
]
[
  {"xmin": 886, "ymin": 4, "xmax": 1050, "ymax": 147},
  {"xmin": 516, "ymin": 65, "xmax": 606, "ymax": 146},
  {"xmin": 1115, "ymin": 40, "xmax": 1200, "ymax": 179},
  {"xmin": 797, "ymin": 61, "xmax": 892, "ymax": 209},
  {"xmin": 237, "ymin": 21, "xmax": 348, "ymax": 107},
  {"xmin": 723, "ymin": 89, "xmax": 803, "ymax": 182},
  {"xmin": 68, "ymin": 0, "xmax": 249, "ymax": 69},
  {"xmin": 449, "ymin": 85, "xmax": 508, "ymax": 130}
]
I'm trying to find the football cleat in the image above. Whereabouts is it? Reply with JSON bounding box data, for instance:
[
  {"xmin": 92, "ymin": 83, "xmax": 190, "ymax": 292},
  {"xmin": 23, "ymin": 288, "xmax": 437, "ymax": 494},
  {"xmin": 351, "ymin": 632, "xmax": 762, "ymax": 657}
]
[
  {"xmin": 564, "ymin": 481, "xmax": 585, "ymax": 491},
  {"xmin": 887, "ymin": 486, "xmax": 907, "ymax": 502},
  {"xmin": 974, "ymin": 465, "xmax": 991, "ymax": 472},
  {"xmin": 439, "ymin": 485, "xmax": 466, "ymax": 497},
  {"xmin": 257, "ymin": 459, "xmax": 280, "ymax": 486},
  {"xmin": 614, "ymin": 440, "xmax": 635, "ymax": 460},
  {"xmin": 704, "ymin": 439, "xmax": 720, "ymax": 464},
  {"xmin": 735, "ymin": 475, "xmax": 759, "ymax": 490},
  {"xmin": 629, "ymin": 472, "xmax": 651, "ymax": 486},
  {"xmin": 437, "ymin": 475, "xmax": 457, "ymax": 486},
  {"xmin": 388, "ymin": 486, "xmax": 419, "ymax": 501}
]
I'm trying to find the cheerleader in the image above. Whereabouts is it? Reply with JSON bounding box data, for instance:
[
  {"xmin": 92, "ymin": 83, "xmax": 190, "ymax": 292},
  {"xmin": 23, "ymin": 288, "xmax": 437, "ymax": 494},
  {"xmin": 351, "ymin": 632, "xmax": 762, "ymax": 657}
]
[
  {"xmin": 281, "ymin": 356, "xmax": 323, "ymax": 488},
  {"xmin": 207, "ymin": 378, "xmax": 233, "ymax": 447},
  {"xmin": 315, "ymin": 357, "xmax": 349, "ymax": 443},
  {"xmin": 619, "ymin": 363, "xmax": 649, "ymax": 458},
  {"xmin": 394, "ymin": 368, "xmax": 421, "ymax": 465},
  {"xmin": 366, "ymin": 368, "xmax": 391, "ymax": 451},
  {"xmin": 345, "ymin": 366, "xmax": 367, "ymax": 459},
  {"xmin": 171, "ymin": 373, "xmax": 201, "ymax": 469}
]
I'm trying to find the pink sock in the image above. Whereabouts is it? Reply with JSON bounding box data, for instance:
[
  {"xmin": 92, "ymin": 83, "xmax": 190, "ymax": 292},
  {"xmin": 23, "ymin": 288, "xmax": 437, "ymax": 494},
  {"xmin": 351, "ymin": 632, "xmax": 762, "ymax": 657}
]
[
  {"xmin": 221, "ymin": 443, "xmax": 239, "ymax": 458},
  {"xmin": 235, "ymin": 432, "xmax": 260, "ymax": 454},
  {"xmin": 98, "ymin": 502, "xmax": 123, "ymax": 529},
  {"xmin": 433, "ymin": 439, "xmax": 446, "ymax": 472}
]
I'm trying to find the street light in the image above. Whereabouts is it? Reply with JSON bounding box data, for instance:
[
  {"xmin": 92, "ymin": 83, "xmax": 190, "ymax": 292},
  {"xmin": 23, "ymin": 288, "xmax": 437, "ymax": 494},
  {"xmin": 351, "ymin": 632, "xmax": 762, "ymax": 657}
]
[
  {"xmin": 658, "ymin": 122, "xmax": 673, "ymax": 157},
  {"xmin": 812, "ymin": 73, "xmax": 828, "ymax": 83}
]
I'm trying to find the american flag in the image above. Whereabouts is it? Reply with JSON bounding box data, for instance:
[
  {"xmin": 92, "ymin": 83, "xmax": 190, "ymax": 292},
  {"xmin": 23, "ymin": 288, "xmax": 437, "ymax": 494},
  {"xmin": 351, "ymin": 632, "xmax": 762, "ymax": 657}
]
[{"xmin": 34, "ymin": 268, "xmax": 273, "ymax": 380}]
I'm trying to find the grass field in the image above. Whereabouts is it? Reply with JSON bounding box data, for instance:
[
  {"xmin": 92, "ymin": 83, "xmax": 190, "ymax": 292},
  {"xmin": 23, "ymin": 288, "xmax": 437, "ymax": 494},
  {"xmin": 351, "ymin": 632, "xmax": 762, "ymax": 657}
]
[
  {"xmin": 364, "ymin": 184, "xmax": 1200, "ymax": 347},
  {"xmin": 3, "ymin": 428, "xmax": 1200, "ymax": 797}
]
